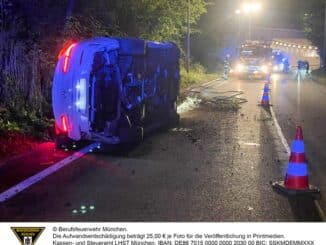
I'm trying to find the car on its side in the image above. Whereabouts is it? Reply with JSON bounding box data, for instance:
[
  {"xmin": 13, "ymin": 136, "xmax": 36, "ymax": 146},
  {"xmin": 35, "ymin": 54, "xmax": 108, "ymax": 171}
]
[{"xmin": 52, "ymin": 37, "xmax": 180, "ymax": 148}]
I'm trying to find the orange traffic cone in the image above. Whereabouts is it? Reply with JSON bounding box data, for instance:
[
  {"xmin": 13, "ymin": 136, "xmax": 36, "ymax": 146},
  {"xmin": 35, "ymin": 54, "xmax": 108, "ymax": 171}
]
[{"xmin": 272, "ymin": 126, "xmax": 320, "ymax": 197}]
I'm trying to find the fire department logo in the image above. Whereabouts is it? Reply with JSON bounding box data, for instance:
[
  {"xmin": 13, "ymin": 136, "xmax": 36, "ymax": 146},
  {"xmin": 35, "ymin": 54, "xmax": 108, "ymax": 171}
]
[{"xmin": 11, "ymin": 227, "xmax": 45, "ymax": 245}]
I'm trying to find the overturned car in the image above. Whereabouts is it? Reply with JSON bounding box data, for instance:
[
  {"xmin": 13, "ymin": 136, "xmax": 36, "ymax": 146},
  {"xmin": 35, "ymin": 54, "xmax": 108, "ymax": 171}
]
[{"xmin": 52, "ymin": 37, "xmax": 180, "ymax": 148}]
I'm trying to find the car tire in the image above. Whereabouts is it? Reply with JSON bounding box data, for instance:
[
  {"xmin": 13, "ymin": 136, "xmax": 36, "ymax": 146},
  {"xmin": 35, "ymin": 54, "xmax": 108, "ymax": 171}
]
[
  {"xmin": 118, "ymin": 126, "xmax": 144, "ymax": 143},
  {"xmin": 168, "ymin": 111, "xmax": 180, "ymax": 128},
  {"xmin": 55, "ymin": 135, "xmax": 74, "ymax": 149}
]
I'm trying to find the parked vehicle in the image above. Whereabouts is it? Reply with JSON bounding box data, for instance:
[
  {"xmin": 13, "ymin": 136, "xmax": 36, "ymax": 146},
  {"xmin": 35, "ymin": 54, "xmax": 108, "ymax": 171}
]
[{"xmin": 52, "ymin": 37, "xmax": 180, "ymax": 148}]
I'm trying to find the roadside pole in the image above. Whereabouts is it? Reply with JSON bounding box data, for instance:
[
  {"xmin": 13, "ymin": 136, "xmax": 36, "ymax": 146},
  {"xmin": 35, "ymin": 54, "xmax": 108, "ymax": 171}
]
[
  {"xmin": 187, "ymin": 0, "xmax": 190, "ymax": 73},
  {"xmin": 323, "ymin": 0, "xmax": 326, "ymax": 69}
]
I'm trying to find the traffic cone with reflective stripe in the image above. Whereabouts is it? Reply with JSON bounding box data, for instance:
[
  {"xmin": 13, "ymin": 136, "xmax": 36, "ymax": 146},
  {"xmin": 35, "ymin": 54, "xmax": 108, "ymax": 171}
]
[
  {"xmin": 263, "ymin": 82, "xmax": 270, "ymax": 92},
  {"xmin": 260, "ymin": 86, "xmax": 270, "ymax": 106},
  {"xmin": 272, "ymin": 126, "xmax": 320, "ymax": 197}
]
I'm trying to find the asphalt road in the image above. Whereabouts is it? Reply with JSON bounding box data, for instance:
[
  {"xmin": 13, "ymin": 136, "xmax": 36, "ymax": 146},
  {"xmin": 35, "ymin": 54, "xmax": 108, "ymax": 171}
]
[
  {"xmin": 0, "ymin": 74, "xmax": 324, "ymax": 221},
  {"xmin": 270, "ymin": 72, "xmax": 326, "ymax": 217}
]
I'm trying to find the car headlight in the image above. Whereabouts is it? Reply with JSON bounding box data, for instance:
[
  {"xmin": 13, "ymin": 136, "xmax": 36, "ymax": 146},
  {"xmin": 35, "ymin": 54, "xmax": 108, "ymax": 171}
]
[
  {"xmin": 279, "ymin": 63, "xmax": 284, "ymax": 70},
  {"xmin": 261, "ymin": 65, "xmax": 269, "ymax": 73},
  {"xmin": 236, "ymin": 64, "xmax": 244, "ymax": 72}
]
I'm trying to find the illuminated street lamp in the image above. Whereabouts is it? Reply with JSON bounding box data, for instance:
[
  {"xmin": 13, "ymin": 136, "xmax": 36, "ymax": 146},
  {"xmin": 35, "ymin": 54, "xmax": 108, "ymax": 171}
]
[
  {"xmin": 242, "ymin": 2, "xmax": 262, "ymax": 40},
  {"xmin": 242, "ymin": 2, "xmax": 262, "ymax": 14}
]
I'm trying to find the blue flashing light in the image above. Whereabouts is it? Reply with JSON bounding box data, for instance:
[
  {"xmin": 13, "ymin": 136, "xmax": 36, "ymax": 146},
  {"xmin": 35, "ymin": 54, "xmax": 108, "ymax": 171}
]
[
  {"xmin": 287, "ymin": 163, "xmax": 308, "ymax": 176},
  {"xmin": 262, "ymin": 95, "xmax": 269, "ymax": 100},
  {"xmin": 291, "ymin": 140, "xmax": 305, "ymax": 153}
]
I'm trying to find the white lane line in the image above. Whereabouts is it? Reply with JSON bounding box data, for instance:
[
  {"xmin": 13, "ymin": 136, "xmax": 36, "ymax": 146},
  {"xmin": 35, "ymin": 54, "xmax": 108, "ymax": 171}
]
[
  {"xmin": 190, "ymin": 80, "xmax": 228, "ymax": 93},
  {"xmin": 270, "ymin": 107, "xmax": 291, "ymax": 155},
  {"xmin": 314, "ymin": 200, "xmax": 326, "ymax": 221},
  {"xmin": 189, "ymin": 78, "xmax": 223, "ymax": 92},
  {"xmin": 270, "ymin": 106, "xmax": 326, "ymax": 221},
  {"xmin": 238, "ymin": 141, "xmax": 260, "ymax": 146},
  {"xmin": 214, "ymin": 80, "xmax": 228, "ymax": 88},
  {"xmin": 0, "ymin": 142, "xmax": 99, "ymax": 203},
  {"xmin": 202, "ymin": 78, "xmax": 220, "ymax": 86}
]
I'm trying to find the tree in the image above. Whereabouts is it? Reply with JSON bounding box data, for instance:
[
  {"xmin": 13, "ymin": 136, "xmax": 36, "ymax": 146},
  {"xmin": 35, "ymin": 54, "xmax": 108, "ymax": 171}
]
[
  {"xmin": 301, "ymin": 0, "xmax": 325, "ymax": 66},
  {"xmin": 71, "ymin": 0, "xmax": 207, "ymax": 45}
]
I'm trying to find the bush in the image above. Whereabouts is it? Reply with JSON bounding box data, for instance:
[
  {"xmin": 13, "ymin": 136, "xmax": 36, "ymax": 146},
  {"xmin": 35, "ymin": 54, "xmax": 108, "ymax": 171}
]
[
  {"xmin": 0, "ymin": 106, "xmax": 53, "ymax": 139},
  {"xmin": 180, "ymin": 61, "xmax": 217, "ymax": 89}
]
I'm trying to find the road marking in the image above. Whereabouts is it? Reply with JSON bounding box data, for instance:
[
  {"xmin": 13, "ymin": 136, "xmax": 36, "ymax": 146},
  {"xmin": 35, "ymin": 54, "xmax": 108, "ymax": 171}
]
[
  {"xmin": 202, "ymin": 78, "xmax": 221, "ymax": 86},
  {"xmin": 171, "ymin": 127, "xmax": 192, "ymax": 132},
  {"xmin": 0, "ymin": 142, "xmax": 99, "ymax": 203},
  {"xmin": 238, "ymin": 141, "xmax": 260, "ymax": 146},
  {"xmin": 270, "ymin": 107, "xmax": 291, "ymax": 154},
  {"xmin": 314, "ymin": 200, "xmax": 326, "ymax": 221},
  {"xmin": 202, "ymin": 78, "xmax": 228, "ymax": 88},
  {"xmin": 270, "ymin": 106, "xmax": 326, "ymax": 222},
  {"xmin": 190, "ymin": 80, "xmax": 227, "ymax": 93},
  {"xmin": 214, "ymin": 80, "xmax": 228, "ymax": 88}
]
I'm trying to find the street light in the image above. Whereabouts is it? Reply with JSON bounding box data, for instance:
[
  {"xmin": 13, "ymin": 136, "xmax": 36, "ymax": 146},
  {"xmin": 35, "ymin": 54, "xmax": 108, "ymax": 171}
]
[
  {"xmin": 242, "ymin": 2, "xmax": 262, "ymax": 14},
  {"xmin": 242, "ymin": 2, "xmax": 262, "ymax": 40}
]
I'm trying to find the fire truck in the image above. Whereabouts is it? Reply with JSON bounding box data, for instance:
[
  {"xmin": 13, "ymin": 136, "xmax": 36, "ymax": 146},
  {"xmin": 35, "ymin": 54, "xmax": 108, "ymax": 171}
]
[{"xmin": 231, "ymin": 41, "xmax": 272, "ymax": 79}]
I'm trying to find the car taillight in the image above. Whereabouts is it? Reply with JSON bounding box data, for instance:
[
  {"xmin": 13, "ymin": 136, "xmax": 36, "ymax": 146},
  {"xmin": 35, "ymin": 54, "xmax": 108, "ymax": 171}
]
[
  {"xmin": 61, "ymin": 114, "xmax": 69, "ymax": 133},
  {"xmin": 55, "ymin": 114, "xmax": 70, "ymax": 135},
  {"xmin": 58, "ymin": 43, "xmax": 77, "ymax": 73}
]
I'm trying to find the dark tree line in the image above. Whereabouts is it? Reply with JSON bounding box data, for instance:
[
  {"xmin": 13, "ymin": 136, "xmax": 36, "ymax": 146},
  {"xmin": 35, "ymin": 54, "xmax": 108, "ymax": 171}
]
[{"xmin": 301, "ymin": 0, "xmax": 326, "ymax": 66}]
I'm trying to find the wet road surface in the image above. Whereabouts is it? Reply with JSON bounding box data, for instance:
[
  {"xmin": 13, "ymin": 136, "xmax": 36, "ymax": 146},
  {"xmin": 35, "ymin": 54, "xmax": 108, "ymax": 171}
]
[
  {"xmin": 270, "ymin": 73, "xmax": 326, "ymax": 217},
  {"xmin": 0, "ymin": 75, "xmax": 324, "ymax": 221},
  {"xmin": 0, "ymin": 142, "xmax": 69, "ymax": 193}
]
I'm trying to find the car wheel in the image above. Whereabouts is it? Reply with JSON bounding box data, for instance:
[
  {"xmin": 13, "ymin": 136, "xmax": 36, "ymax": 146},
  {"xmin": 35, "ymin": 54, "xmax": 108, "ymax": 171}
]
[{"xmin": 55, "ymin": 135, "xmax": 74, "ymax": 149}]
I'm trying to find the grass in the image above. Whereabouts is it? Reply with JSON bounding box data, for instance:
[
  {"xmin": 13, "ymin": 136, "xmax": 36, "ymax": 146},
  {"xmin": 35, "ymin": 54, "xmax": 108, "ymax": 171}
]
[
  {"xmin": 0, "ymin": 107, "xmax": 54, "ymax": 158},
  {"xmin": 180, "ymin": 63, "xmax": 219, "ymax": 90},
  {"xmin": 0, "ymin": 107, "xmax": 53, "ymax": 138}
]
